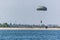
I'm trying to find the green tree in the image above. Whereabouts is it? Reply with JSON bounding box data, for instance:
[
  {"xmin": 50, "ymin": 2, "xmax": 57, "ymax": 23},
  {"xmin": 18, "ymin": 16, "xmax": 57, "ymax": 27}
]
[
  {"xmin": 0, "ymin": 23, "xmax": 2, "ymax": 27},
  {"xmin": 2, "ymin": 23, "xmax": 9, "ymax": 27}
]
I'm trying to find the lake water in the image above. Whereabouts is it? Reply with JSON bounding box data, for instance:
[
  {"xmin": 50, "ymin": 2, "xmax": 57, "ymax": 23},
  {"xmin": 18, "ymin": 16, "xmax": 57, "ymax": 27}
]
[{"xmin": 0, "ymin": 30, "xmax": 60, "ymax": 40}]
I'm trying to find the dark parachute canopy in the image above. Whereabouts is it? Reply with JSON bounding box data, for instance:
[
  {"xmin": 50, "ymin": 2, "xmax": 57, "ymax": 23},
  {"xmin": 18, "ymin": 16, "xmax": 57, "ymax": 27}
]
[{"xmin": 37, "ymin": 6, "xmax": 47, "ymax": 11}]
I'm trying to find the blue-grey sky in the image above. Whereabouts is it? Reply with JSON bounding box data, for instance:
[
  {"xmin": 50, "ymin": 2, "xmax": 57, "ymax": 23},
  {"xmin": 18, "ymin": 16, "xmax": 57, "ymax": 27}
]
[{"xmin": 0, "ymin": 0, "xmax": 60, "ymax": 25}]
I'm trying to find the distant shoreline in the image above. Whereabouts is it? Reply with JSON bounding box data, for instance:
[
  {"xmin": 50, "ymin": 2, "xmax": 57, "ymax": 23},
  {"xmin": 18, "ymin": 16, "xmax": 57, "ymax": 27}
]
[{"xmin": 0, "ymin": 28, "xmax": 60, "ymax": 30}]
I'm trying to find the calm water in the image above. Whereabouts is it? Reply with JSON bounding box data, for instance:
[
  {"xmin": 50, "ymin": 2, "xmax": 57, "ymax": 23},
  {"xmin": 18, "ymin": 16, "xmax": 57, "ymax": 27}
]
[{"xmin": 0, "ymin": 30, "xmax": 60, "ymax": 40}]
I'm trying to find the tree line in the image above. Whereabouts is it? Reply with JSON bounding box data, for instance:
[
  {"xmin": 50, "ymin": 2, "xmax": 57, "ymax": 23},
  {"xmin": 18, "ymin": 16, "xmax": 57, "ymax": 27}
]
[
  {"xmin": 0, "ymin": 23, "xmax": 42, "ymax": 28},
  {"xmin": 0, "ymin": 23, "xmax": 59, "ymax": 28}
]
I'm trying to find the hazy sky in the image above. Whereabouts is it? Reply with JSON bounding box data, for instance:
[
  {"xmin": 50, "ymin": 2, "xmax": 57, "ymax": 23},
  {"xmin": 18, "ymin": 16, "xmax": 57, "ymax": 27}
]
[{"xmin": 0, "ymin": 0, "xmax": 60, "ymax": 25}]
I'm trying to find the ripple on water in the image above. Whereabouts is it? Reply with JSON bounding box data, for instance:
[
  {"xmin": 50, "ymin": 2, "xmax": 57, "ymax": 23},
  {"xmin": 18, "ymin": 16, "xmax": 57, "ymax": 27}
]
[{"xmin": 0, "ymin": 30, "xmax": 59, "ymax": 40}]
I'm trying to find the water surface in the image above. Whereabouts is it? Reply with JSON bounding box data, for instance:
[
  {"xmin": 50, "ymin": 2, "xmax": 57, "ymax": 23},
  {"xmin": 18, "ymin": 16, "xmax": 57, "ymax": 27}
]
[{"xmin": 0, "ymin": 30, "xmax": 60, "ymax": 40}]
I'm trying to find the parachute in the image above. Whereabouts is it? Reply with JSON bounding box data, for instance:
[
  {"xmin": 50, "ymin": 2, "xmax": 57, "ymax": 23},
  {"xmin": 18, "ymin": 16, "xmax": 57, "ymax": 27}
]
[{"xmin": 37, "ymin": 6, "xmax": 47, "ymax": 11}]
